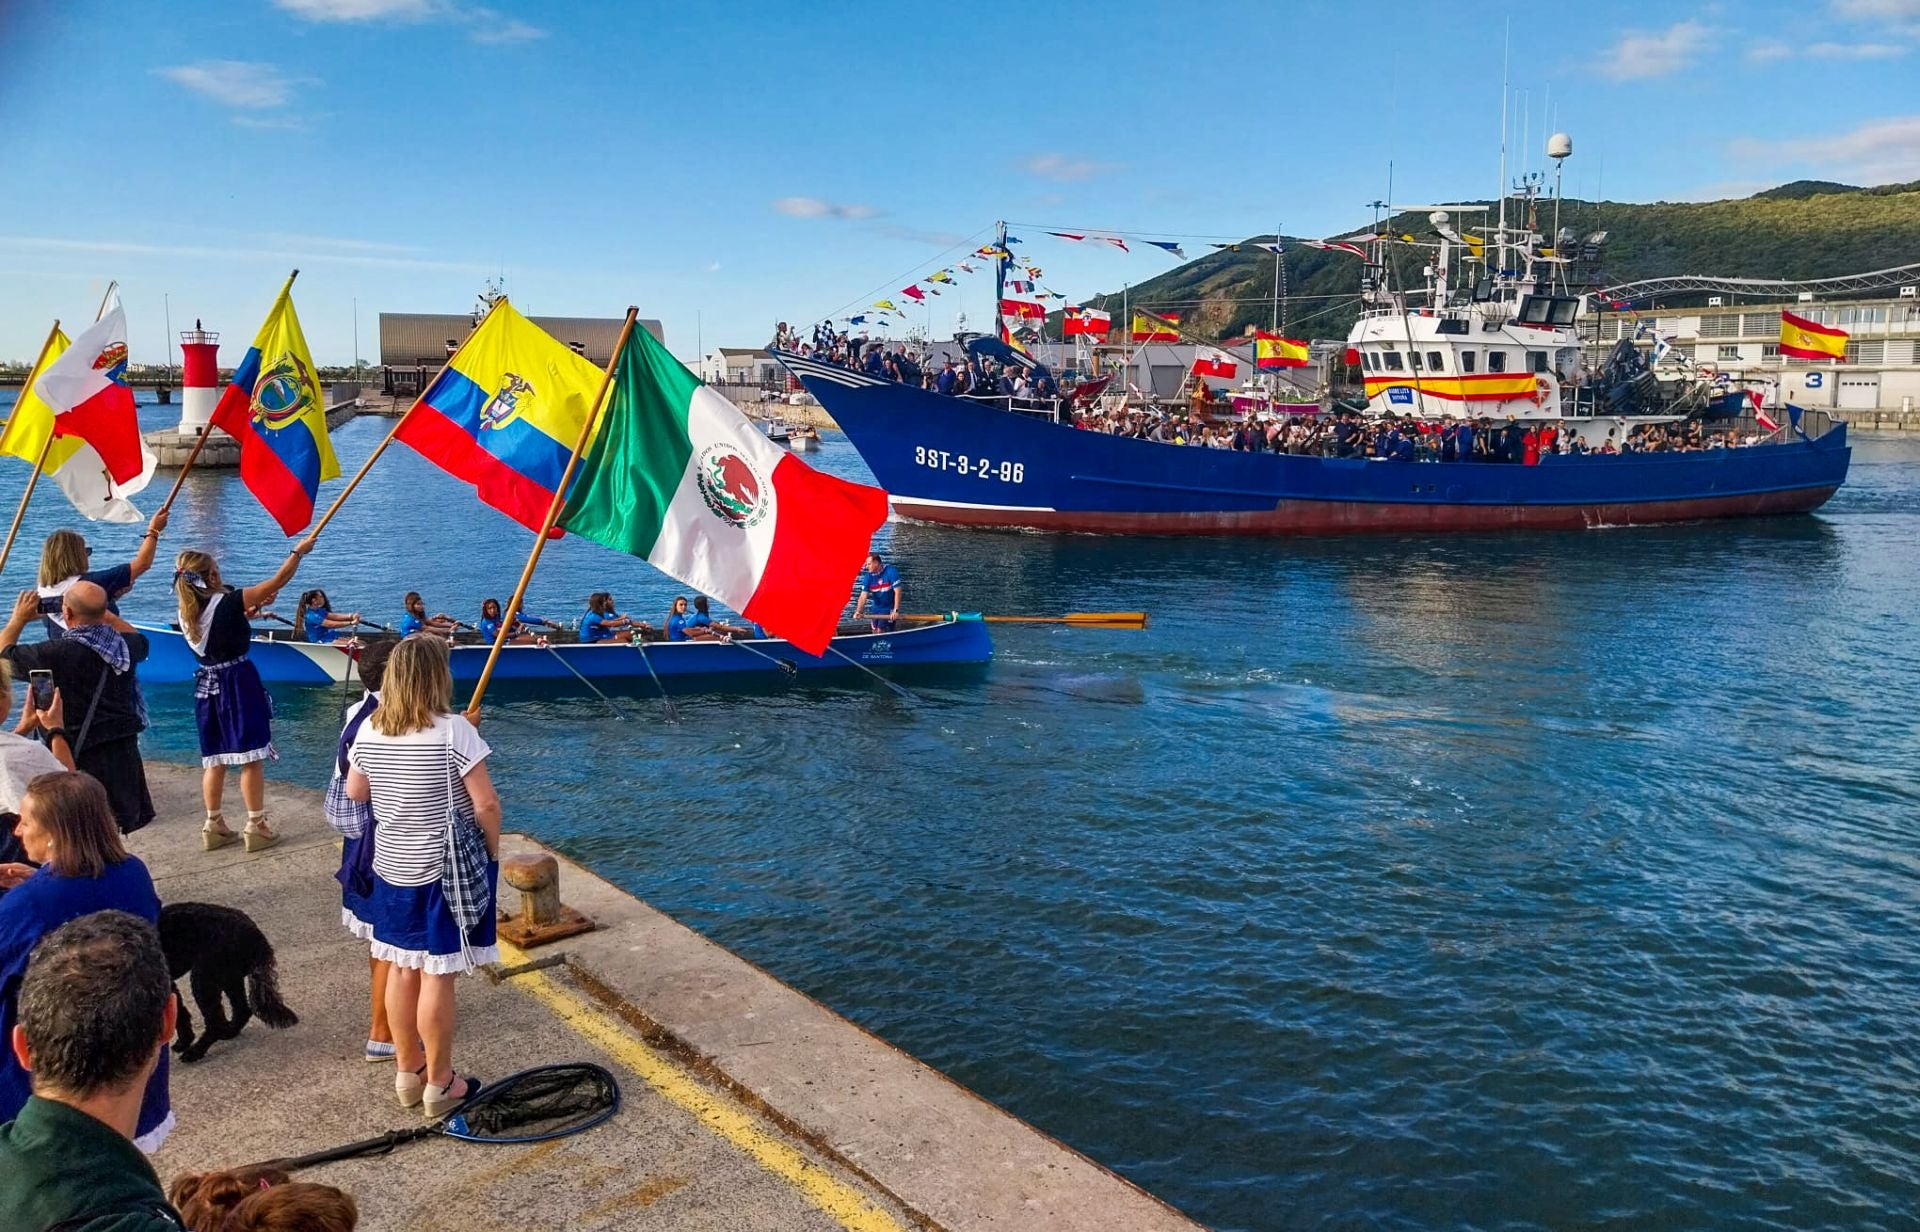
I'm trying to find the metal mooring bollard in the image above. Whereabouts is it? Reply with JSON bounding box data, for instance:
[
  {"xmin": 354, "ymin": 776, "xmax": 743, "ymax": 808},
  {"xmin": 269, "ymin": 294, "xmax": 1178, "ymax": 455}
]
[{"xmin": 498, "ymin": 852, "xmax": 596, "ymax": 948}]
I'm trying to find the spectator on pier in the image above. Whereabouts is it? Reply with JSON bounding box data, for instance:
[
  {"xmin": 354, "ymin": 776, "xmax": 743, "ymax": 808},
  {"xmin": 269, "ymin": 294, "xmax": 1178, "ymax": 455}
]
[
  {"xmin": 0, "ymin": 911, "xmax": 180, "ymax": 1232},
  {"xmin": 0, "ymin": 774, "xmax": 170, "ymax": 1148},
  {"xmin": 345, "ymin": 635, "xmax": 501, "ymax": 1120},
  {"xmin": 1, "ymin": 583, "xmax": 155, "ymax": 836},
  {"xmin": 335, "ymin": 638, "xmax": 397, "ymax": 1065},
  {"xmin": 0, "ymin": 661, "xmax": 75, "ymax": 884},
  {"xmin": 34, "ymin": 512, "xmax": 169, "ymax": 640}
]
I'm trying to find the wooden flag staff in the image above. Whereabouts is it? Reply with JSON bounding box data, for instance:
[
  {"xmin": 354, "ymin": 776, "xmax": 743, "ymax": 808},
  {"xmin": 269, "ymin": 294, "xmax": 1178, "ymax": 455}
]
[
  {"xmin": 463, "ymin": 306, "xmax": 638, "ymax": 720},
  {"xmin": 0, "ymin": 320, "xmax": 68, "ymax": 580}
]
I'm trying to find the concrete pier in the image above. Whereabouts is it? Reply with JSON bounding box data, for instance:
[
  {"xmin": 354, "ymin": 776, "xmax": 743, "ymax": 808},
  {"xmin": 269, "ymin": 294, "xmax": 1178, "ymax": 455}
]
[
  {"xmin": 134, "ymin": 765, "xmax": 1204, "ymax": 1231},
  {"xmin": 140, "ymin": 386, "xmax": 368, "ymax": 467}
]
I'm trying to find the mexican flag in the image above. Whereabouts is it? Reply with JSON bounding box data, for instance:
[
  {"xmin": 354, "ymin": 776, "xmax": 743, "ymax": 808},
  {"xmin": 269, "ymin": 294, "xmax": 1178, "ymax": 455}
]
[{"xmin": 559, "ymin": 325, "xmax": 888, "ymax": 655}]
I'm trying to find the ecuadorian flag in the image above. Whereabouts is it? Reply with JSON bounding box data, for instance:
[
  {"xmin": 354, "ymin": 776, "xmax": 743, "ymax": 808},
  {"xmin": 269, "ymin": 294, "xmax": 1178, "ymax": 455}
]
[
  {"xmin": 398, "ymin": 300, "xmax": 606, "ymax": 534},
  {"xmin": 212, "ymin": 276, "xmax": 340, "ymax": 535}
]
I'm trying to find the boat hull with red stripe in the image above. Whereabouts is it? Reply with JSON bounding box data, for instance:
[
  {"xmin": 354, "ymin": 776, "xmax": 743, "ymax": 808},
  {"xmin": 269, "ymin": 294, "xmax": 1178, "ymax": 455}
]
[{"xmin": 779, "ymin": 353, "xmax": 1852, "ymax": 537}]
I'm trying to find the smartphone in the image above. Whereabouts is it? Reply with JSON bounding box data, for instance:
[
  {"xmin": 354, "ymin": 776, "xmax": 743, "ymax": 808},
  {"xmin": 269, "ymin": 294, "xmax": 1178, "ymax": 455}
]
[{"xmin": 28, "ymin": 670, "xmax": 55, "ymax": 711}]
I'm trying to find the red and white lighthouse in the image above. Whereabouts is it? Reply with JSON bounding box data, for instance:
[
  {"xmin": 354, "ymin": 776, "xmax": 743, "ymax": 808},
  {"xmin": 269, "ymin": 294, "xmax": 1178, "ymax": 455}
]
[{"xmin": 177, "ymin": 321, "xmax": 220, "ymax": 436}]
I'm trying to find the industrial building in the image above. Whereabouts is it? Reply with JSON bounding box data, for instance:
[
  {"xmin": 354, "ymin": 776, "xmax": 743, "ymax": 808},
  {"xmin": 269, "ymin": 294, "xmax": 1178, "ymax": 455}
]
[{"xmin": 378, "ymin": 311, "xmax": 663, "ymax": 395}]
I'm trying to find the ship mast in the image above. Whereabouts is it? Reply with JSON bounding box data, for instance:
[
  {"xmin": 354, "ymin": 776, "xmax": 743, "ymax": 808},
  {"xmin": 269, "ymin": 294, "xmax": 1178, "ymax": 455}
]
[{"xmin": 991, "ymin": 219, "xmax": 1008, "ymax": 344}]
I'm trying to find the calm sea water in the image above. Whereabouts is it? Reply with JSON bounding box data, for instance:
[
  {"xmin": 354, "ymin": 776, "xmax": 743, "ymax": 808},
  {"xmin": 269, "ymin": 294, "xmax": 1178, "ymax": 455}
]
[{"xmin": 7, "ymin": 394, "xmax": 1920, "ymax": 1231}]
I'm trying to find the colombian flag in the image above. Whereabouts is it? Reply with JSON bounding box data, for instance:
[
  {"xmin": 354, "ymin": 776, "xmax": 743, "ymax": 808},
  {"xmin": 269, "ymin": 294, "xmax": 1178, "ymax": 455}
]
[
  {"xmin": 211, "ymin": 276, "xmax": 340, "ymax": 534},
  {"xmin": 1255, "ymin": 331, "xmax": 1310, "ymax": 369},
  {"xmin": 1130, "ymin": 312, "xmax": 1181, "ymax": 342},
  {"xmin": 1778, "ymin": 310, "xmax": 1848, "ymax": 362},
  {"xmin": 399, "ymin": 301, "xmax": 606, "ymax": 534}
]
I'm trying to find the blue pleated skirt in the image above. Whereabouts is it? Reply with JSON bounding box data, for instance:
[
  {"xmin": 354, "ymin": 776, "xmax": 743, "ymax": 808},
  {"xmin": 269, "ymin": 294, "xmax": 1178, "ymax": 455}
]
[
  {"xmin": 193, "ymin": 658, "xmax": 276, "ymax": 768},
  {"xmin": 366, "ymin": 864, "xmax": 499, "ymax": 975}
]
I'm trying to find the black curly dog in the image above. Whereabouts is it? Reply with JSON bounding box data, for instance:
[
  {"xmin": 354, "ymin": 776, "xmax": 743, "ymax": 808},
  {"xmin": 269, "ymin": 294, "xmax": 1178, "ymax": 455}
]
[{"xmin": 158, "ymin": 902, "xmax": 298, "ymax": 1062}]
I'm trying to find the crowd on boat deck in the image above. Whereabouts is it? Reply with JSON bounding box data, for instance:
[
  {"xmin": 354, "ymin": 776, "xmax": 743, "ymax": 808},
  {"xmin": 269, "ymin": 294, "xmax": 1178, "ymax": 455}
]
[
  {"xmin": 771, "ymin": 320, "xmax": 1062, "ymax": 405},
  {"xmin": 1071, "ymin": 408, "xmax": 1774, "ymax": 461}
]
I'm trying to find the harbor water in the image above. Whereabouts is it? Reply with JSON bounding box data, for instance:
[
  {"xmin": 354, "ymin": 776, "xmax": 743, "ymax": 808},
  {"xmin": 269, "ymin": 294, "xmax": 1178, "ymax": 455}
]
[{"xmin": 6, "ymin": 396, "xmax": 1920, "ymax": 1230}]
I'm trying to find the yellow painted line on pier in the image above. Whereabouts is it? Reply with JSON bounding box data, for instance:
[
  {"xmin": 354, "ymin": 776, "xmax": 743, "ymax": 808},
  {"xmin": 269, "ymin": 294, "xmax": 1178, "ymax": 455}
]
[{"xmin": 495, "ymin": 941, "xmax": 909, "ymax": 1232}]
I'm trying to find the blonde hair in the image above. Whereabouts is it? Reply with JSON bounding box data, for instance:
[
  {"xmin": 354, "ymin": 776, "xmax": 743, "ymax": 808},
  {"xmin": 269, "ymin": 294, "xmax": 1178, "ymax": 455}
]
[
  {"xmin": 38, "ymin": 530, "xmax": 88, "ymax": 588},
  {"xmin": 174, "ymin": 549, "xmax": 219, "ymax": 635},
  {"xmin": 372, "ymin": 635, "xmax": 453, "ymax": 736}
]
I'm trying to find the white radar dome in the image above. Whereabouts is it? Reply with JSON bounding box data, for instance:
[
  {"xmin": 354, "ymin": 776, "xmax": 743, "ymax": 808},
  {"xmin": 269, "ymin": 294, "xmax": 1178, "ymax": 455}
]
[{"xmin": 1547, "ymin": 132, "xmax": 1573, "ymax": 160}]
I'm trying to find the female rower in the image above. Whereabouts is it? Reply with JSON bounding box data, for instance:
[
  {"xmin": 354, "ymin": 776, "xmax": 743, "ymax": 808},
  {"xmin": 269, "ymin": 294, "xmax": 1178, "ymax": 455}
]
[
  {"xmin": 581, "ymin": 592, "xmax": 642, "ymax": 643},
  {"xmin": 398, "ymin": 592, "xmax": 457, "ymax": 639},
  {"xmin": 35, "ymin": 510, "xmax": 169, "ymax": 637},
  {"xmin": 477, "ymin": 598, "xmax": 558, "ymax": 645},
  {"xmin": 664, "ymin": 596, "xmax": 703, "ymax": 642},
  {"xmin": 296, "ymin": 589, "xmax": 362, "ymax": 644},
  {"xmin": 176, "ymin": 543, "xmax": 313, "ymax": 853}
]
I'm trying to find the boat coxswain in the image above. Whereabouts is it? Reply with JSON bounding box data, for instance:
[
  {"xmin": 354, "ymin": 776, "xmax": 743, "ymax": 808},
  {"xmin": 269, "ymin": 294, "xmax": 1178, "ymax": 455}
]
[
  {"xmin": 478, "ymin": 597, "xmax": 558, "ymax": 645},
  {"xmin": 398, "ymin": 591, "xmax": 457, "ymax": 639},
  {"xmin": 852, "ymin": 551, "xmax": 901, "ymax": 632},
  {"xmin": 296, "ymin": 589, "xmax": 361, "ymax": 644}
]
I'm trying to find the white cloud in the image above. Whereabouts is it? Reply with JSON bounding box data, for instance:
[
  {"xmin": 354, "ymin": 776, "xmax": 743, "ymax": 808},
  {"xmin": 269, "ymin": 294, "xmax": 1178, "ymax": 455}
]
[
  {"xmin": 1020, "ymin": 152, "xmax": 1121, "ymax": 183},
  {"xmin": 705, "ymin": 260, "xmax": 722, "ymax": 273},
  {"xmin": 270, "ymin": 0, "xmax": 442, "ymax": 20},
  {"xmin": 1831, "ymin": 0, "xmax": 1920, "ymax": 29},
  {"xmin": 1750, "ymin": 37, "xmax": 1907, "ymax": 59},
  {"xmin": 271, "ymin": 0, "xmax": 545, "ymax": 43},
  {"xmin": 1731, "ymin": 114, "xmax": 1920, "ymax": 183},
  {"xmin": 772, "ymin": 196, "xmax": 879, "ymax": 221},
  {"xmin": 1600, "ymin": 21, "xmax": 1711, "ymax": 80},
  {"xmin": 156, "ymin": 61, "xmax": 300, "ymax": 109}
]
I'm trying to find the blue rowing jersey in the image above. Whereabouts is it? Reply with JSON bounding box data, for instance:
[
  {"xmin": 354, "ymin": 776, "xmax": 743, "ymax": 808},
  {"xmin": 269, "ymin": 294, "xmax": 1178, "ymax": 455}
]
[
  {"xmin": 398, "ymin": 612, "xmax": 424, "ymax": 636},
  {"xmin": 691, "ymin": 612, "xmax": 712, "ymax": 628},
  {"xmin": 581, "ymin": 610, "xmax": 619, "ymax": 643},
  {"xmin": 859, "ymin": 564, "xmax": 900, "ymax": 614},
  {"xmin": 478, "ymin": 617, "xmax": 502, "ymax": 642},
  {"xmin": 666, "ymin": 612, "xmax": 692, "ymax": 641},
  {"xmin": 304, "ymin": 607, "xmax": 337, "ymax": 644}
]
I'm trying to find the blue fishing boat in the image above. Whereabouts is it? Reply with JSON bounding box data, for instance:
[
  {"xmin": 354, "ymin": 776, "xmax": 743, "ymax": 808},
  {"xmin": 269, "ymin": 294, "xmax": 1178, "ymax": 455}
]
[
  {"xmin": 782, "ymin": 176, "xmax": 1851, "ymax": 535},
  {"xmin": 131, "ymin": 615, "xmax": 993, "ymax": 687}
]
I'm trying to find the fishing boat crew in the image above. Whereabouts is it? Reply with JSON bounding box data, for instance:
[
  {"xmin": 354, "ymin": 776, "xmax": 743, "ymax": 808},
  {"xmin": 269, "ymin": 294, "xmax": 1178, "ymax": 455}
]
[
  {"xmin": 176, "ymin": 544, "xmax": 313, "ymax": 853},
  {"xmin": 34, "ymin": 511, "xmax": 169, "ymax": 638},
  {"xmin": 852, "ymin": 552, "xmax": 901, "ymax": 632},
  {"xmin": 581, "ymin": 592, "xmax": 640, "ymax": 643},
  {"xmin": 296, "ymin": 589, "xmax": 361, "ymax": 644},
  {"xmin": 477, "ymin": 598, "xmax": 558, "ymax": 645},
  {"xmin": 398, "ymin": 592, "xmax": 457, "ymax": 639}
]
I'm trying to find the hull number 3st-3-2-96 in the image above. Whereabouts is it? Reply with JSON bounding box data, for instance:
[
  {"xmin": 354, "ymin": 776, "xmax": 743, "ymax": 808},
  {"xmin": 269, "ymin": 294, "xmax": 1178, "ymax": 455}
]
[{"xmin": 914, "ymin": 446, "xmax": 1025, "ymax": 484}]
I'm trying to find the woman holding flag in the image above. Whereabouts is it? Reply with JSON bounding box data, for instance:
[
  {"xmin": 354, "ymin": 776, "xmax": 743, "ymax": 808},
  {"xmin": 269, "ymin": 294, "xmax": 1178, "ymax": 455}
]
[
  {"xmin": 174, "ymin": 543, "xmax": 313, "ymax": 852},
  {"xmin": 34, "ymin": 511, "xmax": 169, "ymax": 638}
]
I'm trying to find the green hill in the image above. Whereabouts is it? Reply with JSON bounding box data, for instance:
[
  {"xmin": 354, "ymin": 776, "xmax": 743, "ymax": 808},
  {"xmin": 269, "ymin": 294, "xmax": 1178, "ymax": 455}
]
[{"xmin": 1069, "ymin": 181, "xmax": 1920, "ymax": 344}]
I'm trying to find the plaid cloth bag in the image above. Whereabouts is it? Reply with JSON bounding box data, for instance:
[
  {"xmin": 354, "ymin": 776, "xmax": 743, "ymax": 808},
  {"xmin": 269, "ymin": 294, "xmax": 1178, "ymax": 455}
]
[
  {"xmin": 323, "ymin": 700, "xmax": 378, "ymax": 840},
  {"xmin": 440, "ymin": 730, "xmax": 491, "ymax": 965}
]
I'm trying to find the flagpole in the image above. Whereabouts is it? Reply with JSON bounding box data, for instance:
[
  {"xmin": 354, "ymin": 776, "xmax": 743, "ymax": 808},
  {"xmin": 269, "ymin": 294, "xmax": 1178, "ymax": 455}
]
[
  {"xmin": 157, "ymin": 269, "xmax": 301, "ymax": 522},
  {"xmin": 299, "ymin": 293, "xmax": 496, "ymax": 549},
  {"xmin": 94, "ymin": 281, "xmax": 117, "ymax": 324},
  {"xmin": 0, "ymin": 320, "xmax": 67, "ymax": 580},
  {"xmin": 464, "ymin": 306, "xmax": 638, "ymax": 720}
]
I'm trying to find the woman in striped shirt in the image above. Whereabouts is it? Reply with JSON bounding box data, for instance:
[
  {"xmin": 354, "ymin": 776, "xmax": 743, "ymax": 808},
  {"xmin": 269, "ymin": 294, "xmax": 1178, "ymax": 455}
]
[{"xmin": 344, "ymin": 635, "xmax": 500, "ymax": 1117}]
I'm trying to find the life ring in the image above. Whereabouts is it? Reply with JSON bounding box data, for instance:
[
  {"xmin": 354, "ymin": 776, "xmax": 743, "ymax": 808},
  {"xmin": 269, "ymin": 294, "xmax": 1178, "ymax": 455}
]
[{"xmin": 1531, "ymin": 376, "xmax": 1550, "ymax": 406}]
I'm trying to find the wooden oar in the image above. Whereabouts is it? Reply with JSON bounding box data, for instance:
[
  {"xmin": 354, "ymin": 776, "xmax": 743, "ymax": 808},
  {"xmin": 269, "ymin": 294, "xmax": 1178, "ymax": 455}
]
[
  {"xmin": 723, "ymin": 635, "xmax": 798, "ymax": 678},
  {"xmin": 896, "ymin": 611, "xmax": 1149, "ymax": 629},
  {"xmin": 539, "ymin": 643, "xmax": 629, "ymax": 722},
  {"xmin": 824, "ymin": 644, "xmax": 914, "ymax": 702},
  {"xmin": 629, "ymin": 641, "xmax": 680, "ymax": 723}
]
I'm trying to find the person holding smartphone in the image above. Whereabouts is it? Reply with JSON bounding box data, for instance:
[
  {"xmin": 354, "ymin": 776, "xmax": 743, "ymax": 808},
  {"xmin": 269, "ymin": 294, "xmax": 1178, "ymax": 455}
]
[{"xmin": 0, "ymin": 660, "xmax": 76, "ymax": 891}]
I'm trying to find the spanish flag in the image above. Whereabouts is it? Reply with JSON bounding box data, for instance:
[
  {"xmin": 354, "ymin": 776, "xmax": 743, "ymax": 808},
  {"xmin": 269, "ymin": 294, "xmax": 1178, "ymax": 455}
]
[
  {"xmin": 1130, "ymin": 312, "xmax": 1181, "ymax": 342},
  {"xmin": 1255, "ymin": 332, "xmax": 1310, "ymax": 369},
  {"xmin": 400, "ymin": 300, "xmax": 608, "ymax": 534},
  {"xmin": 1779, "ymin": 310, "xmax": 1848, "ymax": 362}
]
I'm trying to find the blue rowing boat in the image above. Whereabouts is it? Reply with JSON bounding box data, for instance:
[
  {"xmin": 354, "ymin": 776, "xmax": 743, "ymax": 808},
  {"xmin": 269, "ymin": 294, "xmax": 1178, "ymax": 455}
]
[{"xmin": 132, "ymin": 615, "xmax": 993, "ymax": 687}]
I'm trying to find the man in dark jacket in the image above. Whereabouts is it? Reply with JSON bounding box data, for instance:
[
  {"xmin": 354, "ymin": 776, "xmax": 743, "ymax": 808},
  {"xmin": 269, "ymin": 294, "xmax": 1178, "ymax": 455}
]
[
  {"xmin": 1, "ymin": 583, "xmax": 154, "ymax": 833},
  {"xmin": 0, "ymin": 911, "xmax": 184, "ymax": 1231}
]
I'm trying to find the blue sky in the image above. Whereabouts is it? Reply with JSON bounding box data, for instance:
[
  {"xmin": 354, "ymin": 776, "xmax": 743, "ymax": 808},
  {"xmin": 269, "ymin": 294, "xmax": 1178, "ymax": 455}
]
[{"xmin": 2, "ymin": 0, "xmax": 1916, "ymax": 365}]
